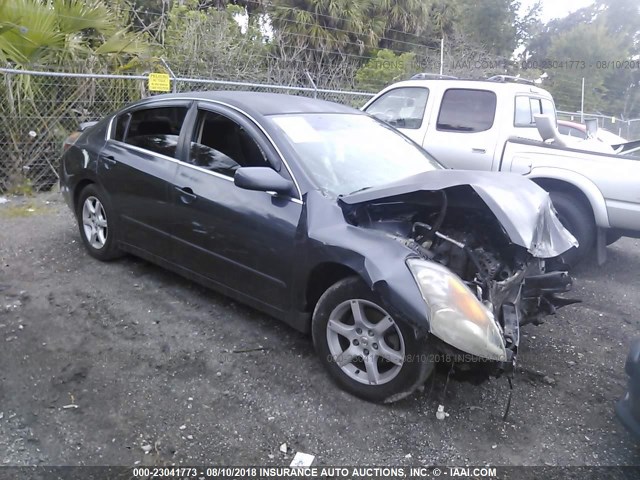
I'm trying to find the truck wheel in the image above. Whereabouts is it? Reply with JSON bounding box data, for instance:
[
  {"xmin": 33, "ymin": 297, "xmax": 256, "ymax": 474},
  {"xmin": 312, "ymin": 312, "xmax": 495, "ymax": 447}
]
[{"xmin": 549, "ymin": 191, "xmax": 595, "ymax": 266}]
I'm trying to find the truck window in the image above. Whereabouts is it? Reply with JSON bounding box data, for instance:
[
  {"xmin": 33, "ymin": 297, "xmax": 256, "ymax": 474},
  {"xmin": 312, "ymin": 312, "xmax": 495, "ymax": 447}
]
[
  {"xmin": 436, "ymin": 89, "xmax": 496, "ymax": 132},
  {"xmin": 365, "ymin": 87, "xmax": 429, "ymax": 129},
  {"xmin": 514, "ymin": 96, "xmax": 532, "ymax": 126},
  {"xmin": 515, "ymin": 96, "xmax": 556, "ymax": 127},
  {"xmin": 541, "ymin": 98, "xmax": 555, "ymax": 116}
]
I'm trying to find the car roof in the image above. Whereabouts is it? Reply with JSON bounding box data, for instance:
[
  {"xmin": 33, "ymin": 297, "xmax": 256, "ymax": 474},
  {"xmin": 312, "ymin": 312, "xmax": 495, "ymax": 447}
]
[
  {"xmin": 136, "ymin": 90, "xmax": 361, "ymax": 117},
  {"xmin": 379, "ymin": 79, "xmax": 553, "ymax": 97}
]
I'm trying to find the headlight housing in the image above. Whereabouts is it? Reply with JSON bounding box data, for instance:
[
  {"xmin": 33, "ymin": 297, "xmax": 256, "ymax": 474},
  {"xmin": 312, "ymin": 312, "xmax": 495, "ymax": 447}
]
[{"xmin": 407, "ymin": 258, "xmax": 507, "ymax": 362}]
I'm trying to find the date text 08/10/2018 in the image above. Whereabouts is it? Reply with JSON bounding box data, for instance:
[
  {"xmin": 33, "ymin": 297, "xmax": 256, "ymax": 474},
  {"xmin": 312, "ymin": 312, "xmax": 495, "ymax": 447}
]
[{"xmin": 132, "ymin": 466, "xmax": 499, "ymax": 478}]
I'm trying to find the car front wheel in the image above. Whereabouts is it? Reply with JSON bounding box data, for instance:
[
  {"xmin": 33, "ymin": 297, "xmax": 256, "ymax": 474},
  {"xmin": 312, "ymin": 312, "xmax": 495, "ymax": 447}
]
[
  {"xmin": 76, "ymin": 184, "xmax": 122, "ymax": 261},
  {"xmin": 312, "ymin": 276, "xmax": 433, "ymax": 403}
]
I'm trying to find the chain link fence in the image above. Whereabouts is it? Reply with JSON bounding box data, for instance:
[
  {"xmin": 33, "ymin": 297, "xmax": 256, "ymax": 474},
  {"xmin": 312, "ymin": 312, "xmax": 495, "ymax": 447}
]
[
  {"xmin": 557, "ymin": 110, "xmax": 640, "ymax": 141},
  {"xmin": 2, "ymin": 68, "xmax": 639, "ymax": 194},
  {"xmin": 0, "ymin": 68, "xmax": 374, "ymax": 194}
]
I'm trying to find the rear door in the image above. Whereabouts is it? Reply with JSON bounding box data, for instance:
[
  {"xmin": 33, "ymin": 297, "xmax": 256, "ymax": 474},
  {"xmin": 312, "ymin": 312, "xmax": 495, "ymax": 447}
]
[
  {"xmin": 98, "ymin": 101, "xmax": 190, "ymax": 257},
  {"xmin": 426, "ymin": 88, "xmax": 499, "ymax": 170},
  {"xmin": 170, "ymin": 103, "xmax": 302, "ymax": 312}
]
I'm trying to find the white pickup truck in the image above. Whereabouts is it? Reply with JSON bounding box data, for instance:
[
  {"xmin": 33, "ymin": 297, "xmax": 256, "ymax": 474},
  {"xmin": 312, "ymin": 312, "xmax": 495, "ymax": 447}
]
[{"xmin": 363, "ymin": 75, "xmax": 640, "ymax": 264}]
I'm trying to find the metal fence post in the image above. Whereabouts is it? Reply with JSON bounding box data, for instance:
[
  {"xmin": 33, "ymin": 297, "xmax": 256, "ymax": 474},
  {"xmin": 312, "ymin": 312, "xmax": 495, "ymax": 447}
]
[
  {"xmin": 305, "ymin": 70, "xmax": 318, "ymax": 99},
  {"xmin": 160, "ymin": 58, "xmax": 178, "ymax": 93}
]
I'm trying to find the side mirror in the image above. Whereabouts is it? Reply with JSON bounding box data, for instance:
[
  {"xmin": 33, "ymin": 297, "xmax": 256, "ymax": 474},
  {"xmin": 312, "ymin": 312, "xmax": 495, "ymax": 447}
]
[
  {"xmin": 234, "ymin": 167, "xmax": 294, "ymax": 196},
  {"xmin": 534, "ymin": 114, "xmax": 568, "ymax": 148}
]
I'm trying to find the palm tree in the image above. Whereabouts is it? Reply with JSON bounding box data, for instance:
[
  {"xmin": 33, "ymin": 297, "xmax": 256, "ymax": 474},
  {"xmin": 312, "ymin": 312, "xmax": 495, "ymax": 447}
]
[
  {"xmin": 269, "ymin": 0, "xmax": 382, "ymax": 56},
  {"xmin": 0, "ymin": 0, "xmax": 148, "ymax": 69},
  {"xmin": 0, "ymin": 0, "xmax": 150, "ymax": 193}
]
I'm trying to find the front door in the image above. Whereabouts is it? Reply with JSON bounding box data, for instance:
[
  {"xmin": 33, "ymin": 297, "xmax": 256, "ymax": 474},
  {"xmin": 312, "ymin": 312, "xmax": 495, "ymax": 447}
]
[
  {"xmin": 170, "ymin": 104, "xmax": 302, "ymax": 312},
  {"xmin": 425, "ymin": 88, "xmax": 499, "ymax": 170}
]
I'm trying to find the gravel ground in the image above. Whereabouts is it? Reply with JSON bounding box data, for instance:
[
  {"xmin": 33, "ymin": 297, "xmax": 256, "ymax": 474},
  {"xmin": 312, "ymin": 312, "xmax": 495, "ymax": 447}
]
[{"xmin": 0, "ymin": 192, "xmax": 639, "ymax": 467}]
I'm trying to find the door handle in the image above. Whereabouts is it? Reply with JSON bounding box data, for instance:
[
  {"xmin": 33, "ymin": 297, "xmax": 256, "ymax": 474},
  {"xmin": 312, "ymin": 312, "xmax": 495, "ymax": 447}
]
[
  {"xmin": 472, "ymin": 148, "xmax": 486, "ymax": 154},
  {"xmin": 175, "ymin": 186, "xmax": 197, "ymax": 204},
  {"xmin": 100, "ymin": 154, "xmax": 116, "ymax": 166}
]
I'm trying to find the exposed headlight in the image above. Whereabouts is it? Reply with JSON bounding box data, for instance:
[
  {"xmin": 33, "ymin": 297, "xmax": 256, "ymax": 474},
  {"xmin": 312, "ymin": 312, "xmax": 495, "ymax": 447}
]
[{"xmin": 407, "ymin": 258, "xmax": 507, "ymax": 362}]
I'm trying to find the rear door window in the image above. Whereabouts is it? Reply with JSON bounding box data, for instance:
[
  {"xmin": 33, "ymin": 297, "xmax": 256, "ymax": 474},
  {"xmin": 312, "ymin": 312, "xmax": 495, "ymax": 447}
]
[
  {"xmin": 365, "ymin": 87, "xmax": 429, "ymax": 129},
  {"xmin": 514, "ymin": 96, "xmax": 556, "ymax": 127},
  {"xmin": 122, "ymin": 106, "xmax": 188, "ymax": 158},
  {"xmin": 436, "ymin": 89, "xmax": 496, "ymax": 132}
]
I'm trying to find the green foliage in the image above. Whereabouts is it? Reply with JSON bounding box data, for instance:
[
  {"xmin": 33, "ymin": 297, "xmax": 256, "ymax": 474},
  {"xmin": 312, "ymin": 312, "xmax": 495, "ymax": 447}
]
[
  {"xmin": 0, "ymin": 0, "xmax": 152, "ymax": 194},
  {"xmin": 269, "ymin": 0, "xmax": 435, "ymax": 55},
  {"xmin": 0, "ymin": 0, "xmax": 148, "ymax": 68},
  {"xmin": 6, "ymin": 178, "xmax": 35, "ymax": 197},
  {"xmin": 545, "ymin": 22, "xmax": 627, "ymax": 113},
  {"xmin": 355, "ymin": 49, "xmax": 415, "ymax": 91},
  {"xmin": 457, "ymin": 0, "xmax": 519, "ymax": 58},
  {"xmin": 163, "ymin": 2, "xmax": 268, "ymax": 80},
  {"xmin": 523, "ymin": 0, "xmax": 639, "ymax": 118}
]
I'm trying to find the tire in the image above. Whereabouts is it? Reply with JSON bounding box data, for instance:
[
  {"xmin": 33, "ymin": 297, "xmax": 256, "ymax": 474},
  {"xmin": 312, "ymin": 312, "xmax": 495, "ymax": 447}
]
[
  {"xmin": 549, "ymin": 191, "xmax": 595, "ymax": 266},
  {"xmin": 312, "ymin": 276, "xmax": 433, "ymax": 403},
  {"xmin": 76, "ymin": 183, "xmax": 122, "ymax": 261}
]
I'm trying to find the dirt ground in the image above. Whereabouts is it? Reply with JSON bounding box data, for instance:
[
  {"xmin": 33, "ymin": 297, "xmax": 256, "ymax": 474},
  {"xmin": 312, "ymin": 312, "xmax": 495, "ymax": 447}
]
[{"xmin": 1, "ymin": 192, "xmax": 639, "ymax": 467}]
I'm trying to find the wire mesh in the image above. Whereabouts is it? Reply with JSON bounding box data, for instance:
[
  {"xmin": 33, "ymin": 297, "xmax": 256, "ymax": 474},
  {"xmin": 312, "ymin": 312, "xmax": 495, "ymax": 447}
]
[
  {"xmin": 557, "ymin": 111, "xmax": 640, "ymax": 141},
  {"xmin": 0, "ymin": 68, "xmax": 374, "ymax": 193},
  {"xmin": 2, "ymin": 68, "xmax": 638, "ymax": 194}
]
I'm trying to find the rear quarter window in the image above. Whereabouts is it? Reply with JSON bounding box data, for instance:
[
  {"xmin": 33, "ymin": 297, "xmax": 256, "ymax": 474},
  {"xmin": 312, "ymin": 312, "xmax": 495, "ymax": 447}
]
[
  {"xmin": 436, "ymin": 89, "xmax": 496, "ymax": 132},
  {"xmin": 113, "ymin": 113, "xmax": 131, "ymax": 141}
]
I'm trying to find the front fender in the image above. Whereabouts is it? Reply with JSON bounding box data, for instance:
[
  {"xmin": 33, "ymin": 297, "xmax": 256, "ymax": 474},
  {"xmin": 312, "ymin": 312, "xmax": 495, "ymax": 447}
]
[
  {"xmin": 528, "ymin": 167, "xmax": 610, "ymax": 228},
  {"xmin": 298, "ymin": 191, "xmax": 430, "ymax": 336}
]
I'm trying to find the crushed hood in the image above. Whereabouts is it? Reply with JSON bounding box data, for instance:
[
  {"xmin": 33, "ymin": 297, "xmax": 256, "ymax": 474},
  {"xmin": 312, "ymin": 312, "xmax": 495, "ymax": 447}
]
[{"xmin": 340, "ymin": 169, "xmax": 578, "ymax": 258}]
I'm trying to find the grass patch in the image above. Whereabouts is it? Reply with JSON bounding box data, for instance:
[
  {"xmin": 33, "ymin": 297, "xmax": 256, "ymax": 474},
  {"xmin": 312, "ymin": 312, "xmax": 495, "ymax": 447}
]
[
  {"xmin": 6, "ymin": 178, "xmax": 35, "ymax": 197},
  {"xmin": 0, "ymin": 202, "xmax": 50, "ymax": 218}
]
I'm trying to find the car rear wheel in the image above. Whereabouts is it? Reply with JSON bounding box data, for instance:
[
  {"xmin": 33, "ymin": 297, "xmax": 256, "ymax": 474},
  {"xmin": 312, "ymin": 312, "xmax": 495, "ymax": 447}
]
[
  {"xmin": 312, "ymin": 276, "xmax": 433, "ymax": 403},
  {"xmin": 76, "ymin": 184, "xmax": 122, "ymax": 261},
  {"xmin": 549, "ymin": 191, "xmax": 595, "ymax": 266}
]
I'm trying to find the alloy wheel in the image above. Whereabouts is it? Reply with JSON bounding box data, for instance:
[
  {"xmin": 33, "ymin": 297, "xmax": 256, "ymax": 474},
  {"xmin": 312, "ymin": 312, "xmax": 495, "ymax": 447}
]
[
  {"xmin": 326, "ymin": 299, "xmax": 406, "ymax": 386},
  {"xmin": 82, "ymin": 196, "xmax": 108, "ymax": 250}
]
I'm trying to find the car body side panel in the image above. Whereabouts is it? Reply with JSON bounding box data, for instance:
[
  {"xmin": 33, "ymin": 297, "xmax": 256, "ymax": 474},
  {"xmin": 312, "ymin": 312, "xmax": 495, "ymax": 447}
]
[
  {"xmin": 59, "ymin": 121, "xmax": 110, "ymax": 210},
  {"xmin": 504, "ymin": 138, "xmax": 640, "ymax": 231},
  {"xmin": 295, "ymin": 191, "xmax": 429, "ymax": 334}
]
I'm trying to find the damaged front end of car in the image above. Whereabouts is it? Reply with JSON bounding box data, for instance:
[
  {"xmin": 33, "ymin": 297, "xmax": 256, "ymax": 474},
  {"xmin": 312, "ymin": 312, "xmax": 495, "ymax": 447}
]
[{"xmin": 339, "ymin": 170, "xmax": 579, "ymax": 377}]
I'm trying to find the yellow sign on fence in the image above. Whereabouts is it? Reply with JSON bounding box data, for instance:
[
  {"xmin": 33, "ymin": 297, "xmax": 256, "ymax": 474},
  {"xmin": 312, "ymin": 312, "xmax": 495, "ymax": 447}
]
[{"xmin": 148, "ymin": 73, "xmax": 171, "ymax": 92}]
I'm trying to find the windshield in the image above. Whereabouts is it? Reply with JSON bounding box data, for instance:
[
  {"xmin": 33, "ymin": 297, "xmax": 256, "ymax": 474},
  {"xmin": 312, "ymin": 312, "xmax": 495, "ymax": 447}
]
[{"xmin": 270, "ymin": 113, "xmax": 442, "ymax": 196}]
